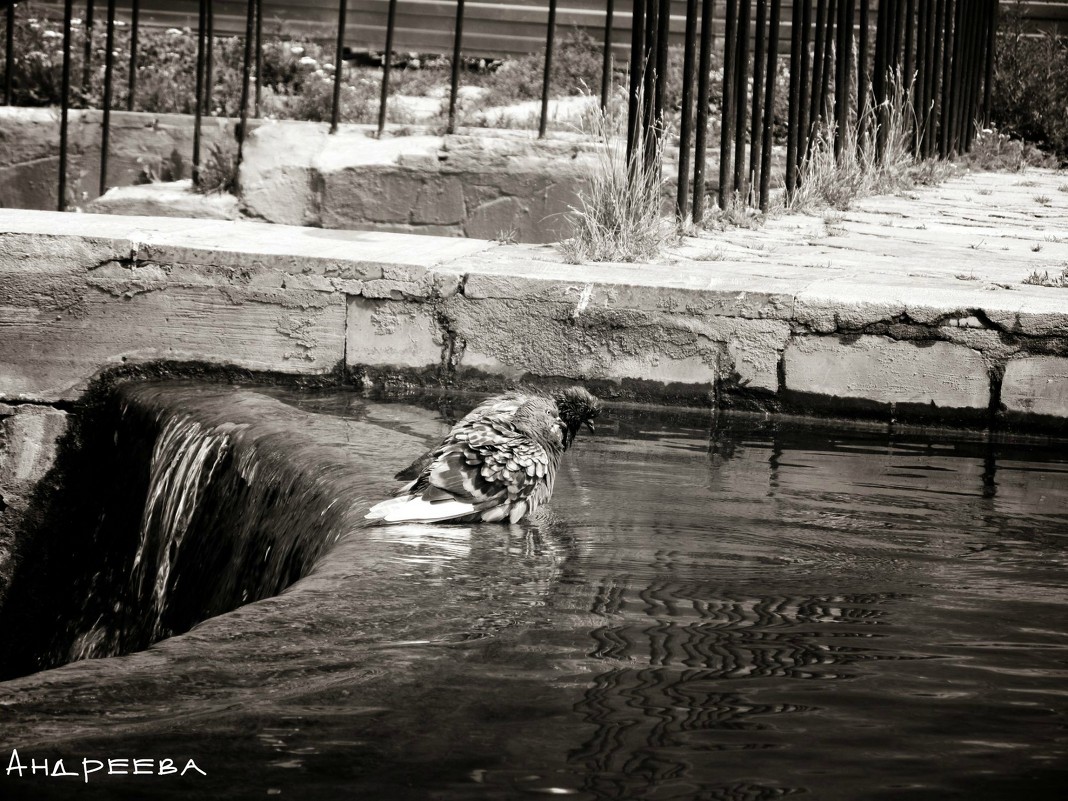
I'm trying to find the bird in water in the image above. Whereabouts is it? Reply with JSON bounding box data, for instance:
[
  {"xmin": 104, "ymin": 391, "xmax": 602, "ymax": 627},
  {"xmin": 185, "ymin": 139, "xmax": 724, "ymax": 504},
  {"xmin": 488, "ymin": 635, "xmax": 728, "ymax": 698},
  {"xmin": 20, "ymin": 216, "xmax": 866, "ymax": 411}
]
[{"xmin": 366, "ymin": 387, "xmax": 602, "ymax": 524}]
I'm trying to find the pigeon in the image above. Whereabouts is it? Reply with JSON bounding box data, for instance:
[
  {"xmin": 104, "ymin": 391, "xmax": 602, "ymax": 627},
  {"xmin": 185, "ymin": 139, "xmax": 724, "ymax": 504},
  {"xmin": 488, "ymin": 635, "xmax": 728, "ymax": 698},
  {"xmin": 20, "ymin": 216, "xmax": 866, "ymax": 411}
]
[{"xmin": 367, "ymin": 387, "xmax": 602, "ymax": 525}]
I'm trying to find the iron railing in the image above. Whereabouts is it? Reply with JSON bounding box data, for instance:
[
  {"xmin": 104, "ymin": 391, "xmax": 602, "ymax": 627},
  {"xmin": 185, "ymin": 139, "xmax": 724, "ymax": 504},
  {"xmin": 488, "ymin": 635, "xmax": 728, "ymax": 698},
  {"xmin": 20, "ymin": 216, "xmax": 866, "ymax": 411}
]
[{"xmin": 2, "ymin": 1, "xmax": 1003, "ymax": 219}]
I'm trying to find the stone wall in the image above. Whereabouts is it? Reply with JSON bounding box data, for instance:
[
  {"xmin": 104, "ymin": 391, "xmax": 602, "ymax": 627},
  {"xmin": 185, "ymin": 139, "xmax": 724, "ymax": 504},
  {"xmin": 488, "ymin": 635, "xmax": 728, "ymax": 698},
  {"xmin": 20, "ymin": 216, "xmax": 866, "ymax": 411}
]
[{"xmin": 0, "ymin": 107, "xmax": 243, "ymax": 211}]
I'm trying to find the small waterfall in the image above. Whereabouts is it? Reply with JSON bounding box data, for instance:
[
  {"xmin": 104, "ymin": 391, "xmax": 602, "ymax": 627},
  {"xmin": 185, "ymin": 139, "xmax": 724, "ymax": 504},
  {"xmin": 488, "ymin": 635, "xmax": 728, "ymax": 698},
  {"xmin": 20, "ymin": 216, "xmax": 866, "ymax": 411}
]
[
  {"xmin": 7, "ymin": 383, "xmax": 377, "ymax": 671},
  {"xmin": 130, "ymin": 414, "xmax": 236, "ymax": 644}
]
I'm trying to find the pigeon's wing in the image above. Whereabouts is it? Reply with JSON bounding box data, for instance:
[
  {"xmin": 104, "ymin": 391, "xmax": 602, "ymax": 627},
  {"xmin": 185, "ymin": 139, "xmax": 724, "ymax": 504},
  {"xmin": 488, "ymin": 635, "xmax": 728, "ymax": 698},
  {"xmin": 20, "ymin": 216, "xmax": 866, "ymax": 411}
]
[
  {"xmin": 393, "ymin": 393, "xmax": 530, "ymax": 483},
  {"xmin": 368, "ymin": 419, "xmax": 552, "ymax": 523}
]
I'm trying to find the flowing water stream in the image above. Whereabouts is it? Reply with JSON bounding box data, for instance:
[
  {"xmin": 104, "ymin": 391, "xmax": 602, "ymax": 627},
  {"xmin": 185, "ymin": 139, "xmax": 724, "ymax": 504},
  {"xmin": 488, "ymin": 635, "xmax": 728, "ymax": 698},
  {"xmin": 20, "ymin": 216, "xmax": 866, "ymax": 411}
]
[{"xmin": 1, "ymin": 382, "xmax": 1066, "ymax": 800}]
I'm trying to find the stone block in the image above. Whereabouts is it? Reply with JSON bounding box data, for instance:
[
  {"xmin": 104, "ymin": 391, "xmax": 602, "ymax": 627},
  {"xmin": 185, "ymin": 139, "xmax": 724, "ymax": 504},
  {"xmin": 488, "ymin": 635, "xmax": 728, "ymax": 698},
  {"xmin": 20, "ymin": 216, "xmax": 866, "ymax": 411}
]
[
  {"xmin": 411, "ymin": 176, "xmax": 466, "ymax": 225},
  {"xmin": 1001, "ymin": 356, "xmax": 1068, "ymax": 418},
  {"xmin": 0, "ymin": 405, "xmax": 69, "ymax": 492},
  {"xmin": 346, "ymin": 297, "xmax": 443, "ymax": 369},
  {"xmin": 784, "ymin": 336, "xmax": 990, "ymax": 408}
]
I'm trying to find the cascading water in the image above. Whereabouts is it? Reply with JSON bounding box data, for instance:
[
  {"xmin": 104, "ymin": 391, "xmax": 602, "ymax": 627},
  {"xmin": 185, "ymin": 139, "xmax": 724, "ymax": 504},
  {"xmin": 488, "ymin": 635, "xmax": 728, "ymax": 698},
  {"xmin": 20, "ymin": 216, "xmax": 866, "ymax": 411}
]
[{"xmin": 0, "ymin": 382, "xmax": 405, "ymax": 678}]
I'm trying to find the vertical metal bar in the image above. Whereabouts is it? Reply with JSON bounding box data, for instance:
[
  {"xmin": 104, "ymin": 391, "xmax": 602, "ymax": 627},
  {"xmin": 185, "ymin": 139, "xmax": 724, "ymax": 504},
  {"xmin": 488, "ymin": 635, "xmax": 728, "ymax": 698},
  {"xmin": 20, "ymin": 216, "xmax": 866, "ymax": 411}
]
[
  {"xmin": 914, "ymin": 0, "xmax": 928, "ymax": 149},
  {"xmin": 857, "ymin": 0, "xmax": 870, "ymax": 144},
  {"xmin": 926, "ymin": 0, "xmax": 943, "ymax": 157},
  {"xmin": 378, "ymin": 0, "xmax": 398, "ymax": 136},
  {"xmin": 891, "ymin": 0, "xmax": 905, "ymax": 71},
  {"xmin": 127, "ymin": 0, "xmax": 139, "ymax": 110},
  {"xmin": 205, "ymin": 0, "xmax": 214, "ymax": 117},
  {"xmin": 332, "ymin": 0, "xmax": 348, "ymax": 133},
  {"xmin": 654, "ymin": 0, "xmax": 670, "ymax": 133},
  {"xmin": 82, "ymin": 0, "xmax": 94, "ymax": 92},
  {"xmin": 193, "ymin": 0, "xmax": 206, "ymax": 187},
  {"xmin": 447, "ymin": 0, "xmax": 466, "ymax": 134},
  {"xmin": 601, "ymin": 0, "xmax": 615, "ymax": 108},
  {"xmin": 254, "ymin": 0, "xmax": 262, "ymax": 117},
  {"xmin": 59, "ymin": 0, "xmax": 74, "ymax": 211},
  {"xmin": 732, "ymin": 0, "xmax": 750, "ymax": 194},
  {"xmin": 817, "ymin": 0, "xmax": 836, "ymax": 128},
  {"xmin": 4, "ymin": 2, "xmax": 14, "ymax": 106},
  {"xmin": 750, "ymin": 0, "xmax": 768, "ymax": 196},
  {"xmin": 982, "ymin": 0, "xmax": 996, "ymax": 127},
  {"xmin": 237, "ymin": 0, "xmax": 255, "ymax": 166},
  {"xmin": 625, "ymin": 0, "xmax": 645, "ymax": 161},
  {"xmin": 99, "ymin": 0, "xmax": 116, "ymax": 197},
  {"xmin": 902, "ymin": 0, "xmax": 914, "ymax": 86},
  {"xmin": 539, "ymin": 0, "xmax": 559, "ymax": 138},
  {"xmin": 797, "ymin": 0, "xmax": 812, "ymax": 160},
  {"xmin": 692, "ymin": 0, "xmax": 715, "ymax": 222},
  {"xmin": 833, "ymin": 0, "xmax": 847, "ymax": 157},
  {"xmin": 677, "ymin": 0, "xmax": 700, "ymax": 218},
  {"xmin": 965, "ymin": 7, "xmax": 978, "ymax": 150},
  {"xmin": 760, "ymin": 0, "xmax": 781, "ymax": 211},
  {"xmin": 718, "ymin": 0, "xmax": 738, "ymax": 209},
  {"xmin": 809, "ymin": 0, "xmax": 827, "ymax": 130},
  {"xmin": 642, "ymin": 0, "xmax": 658, "ymax": 149},
  {"xmin": 919, "ymin": 0, "xmax": 935, "ymax": 155},
  {"xmin": 938, "ymin": 0, "xmax": 953, "ymax": 157},
  {"xmin": 943, "ymin": 0, "xmax": 961, "ymax": 154},
  {"xmin": 786, "ymin": 0, "xmax": 803, "ymax": 196}
]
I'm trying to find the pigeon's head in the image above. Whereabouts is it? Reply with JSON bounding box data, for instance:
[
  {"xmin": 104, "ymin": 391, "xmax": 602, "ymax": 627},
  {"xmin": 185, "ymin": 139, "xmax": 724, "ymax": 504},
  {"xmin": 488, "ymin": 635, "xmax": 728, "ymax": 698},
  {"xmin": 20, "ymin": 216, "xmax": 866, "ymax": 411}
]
[
  {"xmin": 512, "ymin": 397, "xmax": 569, "ymax": 451},
  {"xmin": 553, "ymin": 386, "xmax": 602, "ymax": 450}
]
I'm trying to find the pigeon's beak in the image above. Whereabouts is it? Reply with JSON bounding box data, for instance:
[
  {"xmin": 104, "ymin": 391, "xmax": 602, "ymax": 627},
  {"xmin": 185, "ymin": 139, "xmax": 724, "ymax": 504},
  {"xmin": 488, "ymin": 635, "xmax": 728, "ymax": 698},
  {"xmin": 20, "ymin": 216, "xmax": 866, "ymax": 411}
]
[{"xmin": 584, "ymin": 420, "xmax": 596, "ymax": 434}]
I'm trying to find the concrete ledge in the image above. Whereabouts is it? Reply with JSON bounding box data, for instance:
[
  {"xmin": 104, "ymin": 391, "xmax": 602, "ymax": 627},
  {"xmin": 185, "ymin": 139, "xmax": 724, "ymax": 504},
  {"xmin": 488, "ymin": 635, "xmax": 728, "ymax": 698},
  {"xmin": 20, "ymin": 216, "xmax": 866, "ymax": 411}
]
[{"xmin": 2, "ymin": 172, "xmax": 1068, "ymax": 432}]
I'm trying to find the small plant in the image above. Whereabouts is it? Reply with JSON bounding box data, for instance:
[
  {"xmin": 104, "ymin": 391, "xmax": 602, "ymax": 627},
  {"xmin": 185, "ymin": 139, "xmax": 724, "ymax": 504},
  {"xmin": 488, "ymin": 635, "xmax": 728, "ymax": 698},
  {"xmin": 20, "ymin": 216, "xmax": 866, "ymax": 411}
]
[
  {"xmin": 976, "ymin": 187, "xmax": 992, "ymax": 195},
  {"xmin": 1059, "ymin": 183, "xmax": 1068, "ymax": 193},
  {"xmin": 1032, "ymin": 243, "xmax": 1043, "ymax": 252},
  {"xmin": 694, "ymin": 247, "xmax": 726, "ymax": 261},
  {"xmin": 1022, "ymin": 266, "xmax": 1068, "ymax": 287},
  {"xmin": 559, "ymin": 99, "xmax": 671, "ymax": 264},
  {"xmin": 493, "ymin": 227, "xmax": 518, "ymax": 244},
  {"xmin": 955, "ymin": 273, "xmax": 979, "ymax": 281},
  {"xmin": 1034, "ymin": 194, "xmax": 1052, "ymax": 205},
  {"xmin": 194, "ymin": 140, "xmax": 239, "ymax": 195}
]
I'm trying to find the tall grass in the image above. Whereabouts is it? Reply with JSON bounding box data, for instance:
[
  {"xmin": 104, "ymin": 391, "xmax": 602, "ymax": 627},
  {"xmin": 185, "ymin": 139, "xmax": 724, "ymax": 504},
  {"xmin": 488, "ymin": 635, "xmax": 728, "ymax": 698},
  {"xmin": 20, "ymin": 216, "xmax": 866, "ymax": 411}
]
[
  {"xmin": 787, "ymin": 70, "xmax": 918, "ymax": 211},
  {"xmin": 559, "ymin": 102, "xmax": 671, "ymax": 263}
]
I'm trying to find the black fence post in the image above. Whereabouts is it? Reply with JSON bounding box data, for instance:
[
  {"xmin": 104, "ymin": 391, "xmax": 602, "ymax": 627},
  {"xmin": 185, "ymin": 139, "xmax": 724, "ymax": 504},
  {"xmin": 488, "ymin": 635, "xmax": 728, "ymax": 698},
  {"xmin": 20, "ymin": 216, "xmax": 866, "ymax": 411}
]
[
  {"xmin": 759, "ymin": 0, "xmax": 781, "ymax": 211},
  {"xmin": 254, "ymin": 0, "xmax": 263, "ymax": 118},
  {"xmin": 817, "ymin": 0, "xmax": 836, "ymax": 133},
  {"xmin": 732, "ymin": 0, "xmax": 750, "ymax": 195},
  {"xmin": 809, "ymin": 0, "xmax": 827, "ymax": 133},
  {"xmin": 718, "ymin": 0, "xmax": 738, "ymax": 209},
  {"xmin": 98, "ymin": 0, "xmax": 116, "ymax": 197},
  {"xmin": 786, "ymin": 0, "xmax": 804, "ymax": 197},
  {"xmin": 915, "ymin": 0, "xmax": 929, "ymax": 151},
  {"xmin": 539, "ymin": 0, "xmax": 558, "ymax": 138},
  {"xmin": 447, "ymin": 0, "xmax": 466, "ymax": 134},
  {"xmin": 59, "ymin": 0, "xmax": 74, "ymax": 211},
  {"xmin": 750, "ymin": 0, "xmax": 768, "ymax": 199},
  {"xmin": 626, "ymin": 0, "xmax": 645, "ymax": 163},
  {"xmin": 833, "ymin": 0, "xmax": 848, "ymax": 158},
  {"xmin": 205, "ymin": 0, "xmax": 214, "ymax": 118},
  {"xmin": 4, "ymin": 1, "xmax": 14, "ymax": 106},
  {"xmin": 236, "ymin": 0, "xmax": 255, "ymax": 168},
  {"xmin": 676, "ymin": 0, "xmax": 699, "ymax": 219},
  {"xmin": 82, "ymin": 0, "xmax": 94, "ymax": 93},
  {"xmin": 797, "ymin": 0, "xmax": 812, "ymax": 162},
  {"xmin": 127, "ymin": 0, "xmax": 139, "ymax": 110},
  {"xmin": 654, "ymin": 0, "xmax": 670, "ymax": 145},
  {"xmin": 982, "ymin": 0, "xmax": 996, "ymax": 127},
  {"xmin": 378, "ymin": 0, "xmax": 398, "ymax": 136},
  {"xmin": 857, "ymin": 0, "xmax": 870, "ymax": 145},
  {"xmin": 331, "ymin": 0, "xmax": 348, "ymax": 134},
  {"xmin": 937, "ymin": 0, "xmax": 952, "ymax": 157},
  {"xmin": 600, "ymin": 0, "xmax": 615, "ymax": 109},
  {"xmin": 641, "ymin": 0, "xmax": 659, "ymax": 167},
  {"xmin": 691, "ymin": 0, "xmax": 715, "ymax": 223},
  {"xmin": 193, "ymin": 0, "xmax": 206, "ymax": 187}
]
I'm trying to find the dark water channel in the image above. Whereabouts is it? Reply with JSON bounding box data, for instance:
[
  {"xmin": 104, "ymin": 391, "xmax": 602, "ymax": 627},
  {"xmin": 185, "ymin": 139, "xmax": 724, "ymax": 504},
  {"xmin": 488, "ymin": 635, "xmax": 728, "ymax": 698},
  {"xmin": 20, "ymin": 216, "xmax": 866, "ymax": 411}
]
[{"xmin": 1, "ymin": 383, "xmax": 1066, "ymax": 800}]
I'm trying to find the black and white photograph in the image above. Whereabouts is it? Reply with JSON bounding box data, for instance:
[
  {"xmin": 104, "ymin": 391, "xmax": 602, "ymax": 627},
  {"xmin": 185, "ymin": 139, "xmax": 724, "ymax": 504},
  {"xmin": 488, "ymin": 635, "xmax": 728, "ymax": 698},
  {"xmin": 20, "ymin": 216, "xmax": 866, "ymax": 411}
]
[{"xmin": 1, "ymin": 0, "xmax": 1066, "ymax": 798}]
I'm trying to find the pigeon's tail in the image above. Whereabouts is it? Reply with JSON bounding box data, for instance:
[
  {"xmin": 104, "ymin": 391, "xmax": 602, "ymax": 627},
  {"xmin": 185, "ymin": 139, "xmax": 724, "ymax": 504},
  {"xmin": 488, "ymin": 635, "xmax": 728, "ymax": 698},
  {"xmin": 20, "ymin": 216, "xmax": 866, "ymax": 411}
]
[{"xmin": 366, "ymin": 494, "xmax": 477, "ymax": 524}]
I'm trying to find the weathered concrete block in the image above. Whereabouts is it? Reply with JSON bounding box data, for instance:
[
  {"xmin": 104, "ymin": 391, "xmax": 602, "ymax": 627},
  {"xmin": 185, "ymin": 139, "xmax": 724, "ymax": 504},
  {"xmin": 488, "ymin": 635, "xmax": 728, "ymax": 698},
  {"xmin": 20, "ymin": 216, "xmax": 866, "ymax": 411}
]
[
  {"xmin": 346, "ymin": 297, "xmax": 443, "ymax": 369},
  {"xmin": 86, "ymin": 180, "xmax": 242, "ymax": 220},
  {"xmin": 239, "ymin": 122, "xmax": 325, "ymax": 226},
  {"xmin": 784, "ymin": 336, "xmax": 990, "ymax": 408},
  {"xmin": 1001, "ymin": 356, "xmax": 1068, "ymax": 418},
  {"xmin": 0, "ymin": 405, "xmax": 69, "ymax": 492}
]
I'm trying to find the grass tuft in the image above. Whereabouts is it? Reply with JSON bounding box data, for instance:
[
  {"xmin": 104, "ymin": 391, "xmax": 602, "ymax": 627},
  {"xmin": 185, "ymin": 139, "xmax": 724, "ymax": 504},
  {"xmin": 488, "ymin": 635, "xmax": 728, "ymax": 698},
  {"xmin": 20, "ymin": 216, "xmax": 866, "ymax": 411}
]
[
  {"xmin": 1022, "ymin": 265, "xmax": 1068, "ymax": 287},
  {"xmin": 559, "ymin": 101, "xmax": 672, "ymax": 264}
]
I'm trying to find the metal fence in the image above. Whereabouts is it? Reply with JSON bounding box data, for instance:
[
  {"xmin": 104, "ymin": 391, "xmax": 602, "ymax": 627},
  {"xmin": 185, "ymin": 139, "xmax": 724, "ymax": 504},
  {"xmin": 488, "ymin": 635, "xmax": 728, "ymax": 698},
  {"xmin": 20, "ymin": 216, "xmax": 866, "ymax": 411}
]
[{"xmin": 2, "ymin": 1, "xmax": 1003, "ymax": 220}]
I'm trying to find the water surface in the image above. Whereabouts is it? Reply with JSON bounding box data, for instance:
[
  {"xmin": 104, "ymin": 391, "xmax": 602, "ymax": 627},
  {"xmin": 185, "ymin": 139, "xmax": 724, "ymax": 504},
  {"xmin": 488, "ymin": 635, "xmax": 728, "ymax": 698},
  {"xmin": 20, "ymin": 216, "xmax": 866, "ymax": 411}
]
[{"xmin": 1, "ymin": 385, "xmax": 1065, "ymax": 800}]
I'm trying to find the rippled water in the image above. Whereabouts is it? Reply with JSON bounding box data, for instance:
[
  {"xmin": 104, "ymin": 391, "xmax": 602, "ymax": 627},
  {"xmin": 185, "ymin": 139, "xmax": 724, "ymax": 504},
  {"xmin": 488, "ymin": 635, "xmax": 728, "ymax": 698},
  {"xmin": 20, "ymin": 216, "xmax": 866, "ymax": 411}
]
[{"xmin": 2, "ymin": 385, "xmax": 1066, "ymax": 800}]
